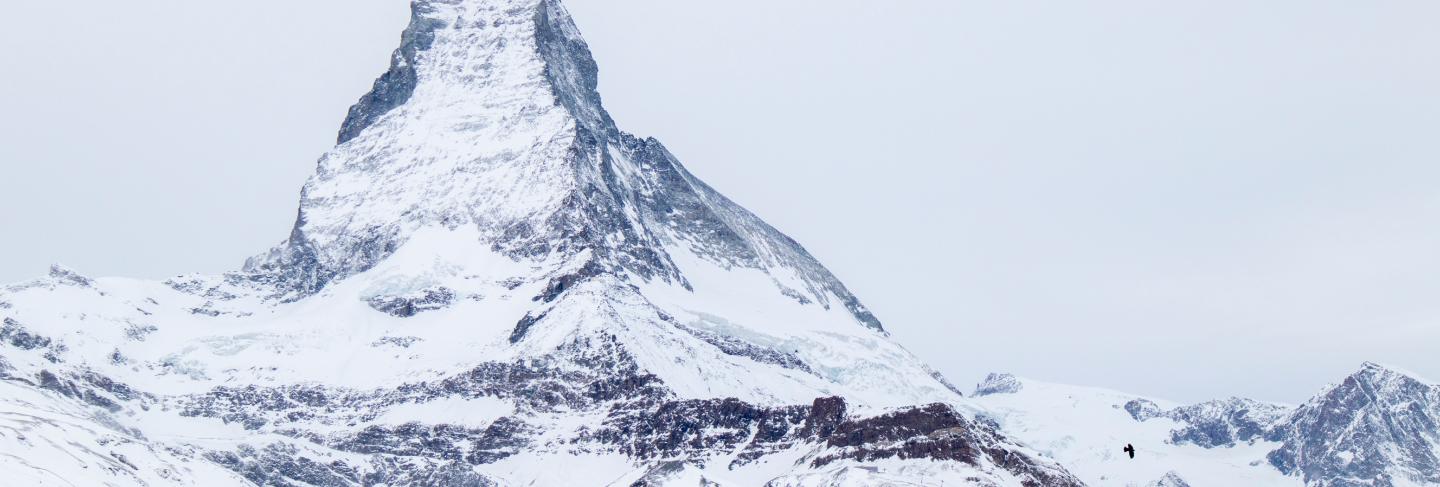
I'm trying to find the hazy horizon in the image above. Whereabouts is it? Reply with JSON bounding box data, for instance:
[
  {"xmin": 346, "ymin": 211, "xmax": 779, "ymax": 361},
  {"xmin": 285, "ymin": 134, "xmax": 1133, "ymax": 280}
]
[{"xmin": 2, "ymin": 0, "xmax": 1437, "ymax": 404}]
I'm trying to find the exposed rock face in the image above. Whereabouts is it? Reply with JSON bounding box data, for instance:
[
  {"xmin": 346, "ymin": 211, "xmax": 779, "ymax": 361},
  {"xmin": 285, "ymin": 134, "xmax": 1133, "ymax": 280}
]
[
  {"xmin": 814, "ymin": 403, "xmax": 1083, "ymax": 487},
  {"xmin": 48, "ymin": 264, "xmax": 95, "ymax": 288},
  {"xmin": 1148, "ymin": 471, "xmax": 1193, "ymax": 487},
  {"xmin": 165, "ymin": 352, "xmax": 1077, "ymax": 485},
  {"xmin": 1124, "ymin": 398, "xmax": 1166, "ymax": 421},
  {"xmin": 974, "ymin": 373, "xmax": 1024, "ymax": 396},
  {"xmin": 336, "ymin": 2, "xmax": 444, "ymax": 146},
  {"xmin": 2, "ymin": 318, "xmax": 54, "ymax": 351},
  {"xmin": 592, "ymin": 397, "xmax": 811, "ymax": 464},
  {"xmin": 205, "ymin": 442, "xmax": 500, "ymax": 487},
  {"xmin": 1267, "ymin": 363, "xmax": 1440, "ymax": 487},
  {"xmin": 366, "ymin": 287, "xmax": 456, "ymax": 317},
  {"xmin": 1125, "ymin": 396, "xmax": 1288, "ymax": 447},
  {"xmin": 1164, "ymin": 398, "xmax": 1289, "ymax": 448}
]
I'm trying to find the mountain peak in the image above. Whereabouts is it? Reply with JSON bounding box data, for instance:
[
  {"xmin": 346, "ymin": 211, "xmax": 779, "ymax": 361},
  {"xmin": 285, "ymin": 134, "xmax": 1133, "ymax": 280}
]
[
  {"xmin": 1267, "ymin": 361, "xmax": 1440, "ymax": 485},
  {"xmin": 0, "ymin": 2, "xmax": 1011, "ymax": 483},
  {"xmin": 974, "ymin": 373, "xmax": 1023, "ymax": 396},
  {"xmin": 242, "ymin": 0, "xmax": 886, "ymax": 336},
  {"xmin": 339, "ymin": 0, "xmax": 606, "ymax": 145},
  {"xmin": 47, "ymin": 264, "xmax": 94, "ymax": 288},
  {"xmin": 1348, "ymin": 361, "xmax": 1432, "ymax": 391}
]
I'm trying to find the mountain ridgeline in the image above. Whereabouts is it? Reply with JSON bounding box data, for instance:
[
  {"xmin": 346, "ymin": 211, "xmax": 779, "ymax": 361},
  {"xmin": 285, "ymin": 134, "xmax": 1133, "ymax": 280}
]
[{"xmin": 971, "ymin": 363, "xmax": 1440, "ymax": 487}]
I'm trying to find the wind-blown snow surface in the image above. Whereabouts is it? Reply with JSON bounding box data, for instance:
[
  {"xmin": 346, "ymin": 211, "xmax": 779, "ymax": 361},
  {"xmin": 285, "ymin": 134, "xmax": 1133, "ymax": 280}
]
[{"xmin": 0, "ymin": 0, "xmax": 1081, "ymax": 485}]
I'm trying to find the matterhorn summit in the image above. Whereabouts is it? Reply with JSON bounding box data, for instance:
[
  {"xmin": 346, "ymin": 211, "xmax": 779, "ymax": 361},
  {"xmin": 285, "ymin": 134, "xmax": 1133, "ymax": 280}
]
[{"xmin": 0, "ymin": 0, "xmax": 1082, "ymax": 485}]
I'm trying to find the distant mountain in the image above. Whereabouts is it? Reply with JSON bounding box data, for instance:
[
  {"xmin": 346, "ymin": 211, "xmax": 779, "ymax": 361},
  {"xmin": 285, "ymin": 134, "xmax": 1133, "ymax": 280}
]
[
  {"xmin": 1268, "ymin": 363, "xmax": 1440, "ymax": 487},
  {"xmin": 974, "ymin": 373, "xmax": 1025, "ymax": 397},
  {"xmin": 1123, "ymin": 397, "xmax": 1289, "ymax": 448},
  {"xmin": 970, "ymin": 363, "xmax": 1440, "ymax": 486}
]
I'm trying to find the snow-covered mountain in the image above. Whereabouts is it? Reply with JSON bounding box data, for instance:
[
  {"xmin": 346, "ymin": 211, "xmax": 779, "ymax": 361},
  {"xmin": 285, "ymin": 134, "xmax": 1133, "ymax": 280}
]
[
  {"xmin": 968, "ymin": 364, "xmax": 1440, "ymax": 487},
  {"xmin": 1268, "ymin": 363, "xmax": 1440, "ymax": 487},
  {"xmin": 0, "ymin": 0, "xmax": 1078, "ymax": 485},
  {"xmin": 3, "ymin": 1, "xmax": 1436, "ymax": 486}
]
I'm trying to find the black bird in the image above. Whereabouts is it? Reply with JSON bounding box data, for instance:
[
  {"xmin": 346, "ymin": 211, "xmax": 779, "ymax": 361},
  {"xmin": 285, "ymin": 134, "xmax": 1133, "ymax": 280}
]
[{"xmin": 1123, "ymin": 443, "xmax": 1135, "ymax": 459}]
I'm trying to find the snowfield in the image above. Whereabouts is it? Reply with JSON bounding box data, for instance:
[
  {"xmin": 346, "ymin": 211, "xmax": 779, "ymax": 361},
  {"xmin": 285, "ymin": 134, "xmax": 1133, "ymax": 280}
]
[{"xmin": 967, "ymin": 376, "xmax": 1300, "ymax": 486}]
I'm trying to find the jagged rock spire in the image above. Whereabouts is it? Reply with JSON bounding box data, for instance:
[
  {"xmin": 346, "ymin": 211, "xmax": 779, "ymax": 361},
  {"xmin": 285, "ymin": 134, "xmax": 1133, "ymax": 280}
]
[
  {"xmin": 338, "ymin": 0, "xmax": 611, "ymax": 145},
  {"xmin": 244, "ymin": 0, "xmax": 884, "ymax": 331}
]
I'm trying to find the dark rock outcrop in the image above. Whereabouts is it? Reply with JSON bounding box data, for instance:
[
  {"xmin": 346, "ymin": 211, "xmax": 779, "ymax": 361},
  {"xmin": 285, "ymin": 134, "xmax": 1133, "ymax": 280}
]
[
  {"xmin": 336, "ymin": 2, "xmax": 446, "ymax": 145},
  {"xmin": 366, "ymin": 287, "xmax": 455, "ymax": 317},
  {"xmin": 1125, "ymin": 396, "xmax": 1287, "ymax": 447},
  {"xmin": 1166, "ymin": 398, "xmax": 1287, "ymax": 447},
  {"xmin": 2, "ymin": 318, "xmax": 53, "ymax": 351},
  {"xmin": 974, "ymin": 373, "xmax": 1023, "ymax": 397},
  {"xmin": 814, "ymin": 402, "xmax": 1084, "ymax": 487},
  {"xmin": 1149, "ymin": 471, "xmax": 1193, "ymax": 487},
  {"xmin": 1124, "ymin": 398, "xmax": 1166, "ymax": 421}
]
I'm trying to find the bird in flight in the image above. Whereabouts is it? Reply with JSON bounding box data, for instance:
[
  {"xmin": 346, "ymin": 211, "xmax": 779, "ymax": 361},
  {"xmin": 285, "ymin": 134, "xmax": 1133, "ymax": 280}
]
[{"xmin": 1124, "ymin": 444, "xmax": 1136, "ymax": 459}]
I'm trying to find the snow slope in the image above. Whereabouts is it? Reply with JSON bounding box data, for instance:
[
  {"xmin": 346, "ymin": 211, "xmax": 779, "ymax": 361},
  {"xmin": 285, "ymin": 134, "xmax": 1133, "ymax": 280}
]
[{"xmin": 967, "ymin": 375, "xmax": 1298, "ymax": 486}]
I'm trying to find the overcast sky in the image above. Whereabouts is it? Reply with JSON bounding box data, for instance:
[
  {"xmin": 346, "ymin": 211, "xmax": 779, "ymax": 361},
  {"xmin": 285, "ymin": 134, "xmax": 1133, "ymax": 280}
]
[{"xmin": 2, "ymin": 0, "xmax": 1437, "ymax": 404}]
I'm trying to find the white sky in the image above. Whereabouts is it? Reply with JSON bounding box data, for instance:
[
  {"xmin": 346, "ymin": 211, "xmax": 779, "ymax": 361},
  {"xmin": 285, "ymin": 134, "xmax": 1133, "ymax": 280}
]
[{"xmin": 1, "ymin": 0, "xmax": 1437, "ymax": 404}]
